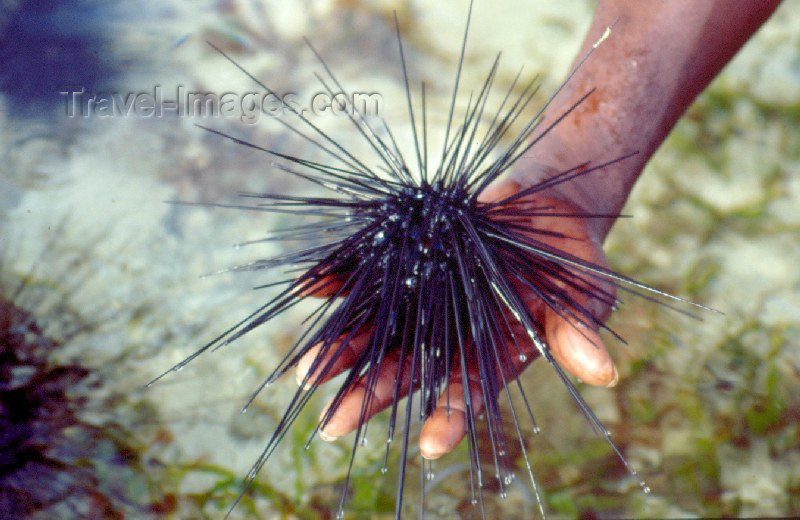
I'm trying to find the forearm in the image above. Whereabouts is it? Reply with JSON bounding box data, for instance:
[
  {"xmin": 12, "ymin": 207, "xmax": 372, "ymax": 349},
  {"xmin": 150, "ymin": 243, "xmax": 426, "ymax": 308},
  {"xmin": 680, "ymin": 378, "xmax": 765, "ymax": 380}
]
[{"xmin": 518, "ymin": 0, "xmax": 781, "ymax": 241}]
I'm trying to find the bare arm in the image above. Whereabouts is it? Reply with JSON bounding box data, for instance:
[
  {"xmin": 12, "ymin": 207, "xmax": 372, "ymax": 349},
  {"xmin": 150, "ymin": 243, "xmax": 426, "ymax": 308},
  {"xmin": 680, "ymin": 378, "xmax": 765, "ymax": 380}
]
[{"xmin": 521, "ymin": 0, "xmax": 782, "ymax": 241}]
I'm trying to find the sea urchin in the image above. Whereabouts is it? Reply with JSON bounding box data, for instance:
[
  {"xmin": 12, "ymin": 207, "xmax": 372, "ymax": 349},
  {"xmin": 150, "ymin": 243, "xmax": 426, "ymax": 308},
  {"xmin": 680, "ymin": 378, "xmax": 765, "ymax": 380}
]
[{"xmin": 150, "ymin": 3, "xmax": 706, "ymax": 518}]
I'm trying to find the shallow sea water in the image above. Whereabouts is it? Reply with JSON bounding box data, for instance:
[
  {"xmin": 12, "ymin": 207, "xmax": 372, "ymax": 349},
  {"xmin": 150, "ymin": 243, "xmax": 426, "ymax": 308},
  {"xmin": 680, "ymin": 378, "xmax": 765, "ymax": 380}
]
[{"xmin": 1, "ymin": 0, "xmax": 799, "ymax": 518}]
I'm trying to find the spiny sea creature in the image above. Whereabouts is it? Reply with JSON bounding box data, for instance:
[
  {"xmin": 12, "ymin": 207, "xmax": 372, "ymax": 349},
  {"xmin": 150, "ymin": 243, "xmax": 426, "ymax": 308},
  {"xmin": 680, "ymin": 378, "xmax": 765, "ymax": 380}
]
[{"xmin": 150, "ymin": 2, "xmax": 708, "ymax": 517}]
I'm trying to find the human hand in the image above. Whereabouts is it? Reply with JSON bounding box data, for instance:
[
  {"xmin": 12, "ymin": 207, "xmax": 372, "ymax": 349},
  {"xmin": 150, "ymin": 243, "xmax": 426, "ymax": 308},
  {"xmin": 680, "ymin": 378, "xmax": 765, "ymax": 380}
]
[{"xmin": 295, "ymin": 178, "xmax": 619, "ymax": 460}]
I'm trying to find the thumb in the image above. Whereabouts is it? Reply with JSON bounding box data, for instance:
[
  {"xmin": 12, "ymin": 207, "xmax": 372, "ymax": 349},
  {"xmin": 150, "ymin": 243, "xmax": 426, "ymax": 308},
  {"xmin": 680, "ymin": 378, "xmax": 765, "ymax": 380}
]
[{"xmin": 545, "ymin": 306, "xmax": 618, "ymax": 387}]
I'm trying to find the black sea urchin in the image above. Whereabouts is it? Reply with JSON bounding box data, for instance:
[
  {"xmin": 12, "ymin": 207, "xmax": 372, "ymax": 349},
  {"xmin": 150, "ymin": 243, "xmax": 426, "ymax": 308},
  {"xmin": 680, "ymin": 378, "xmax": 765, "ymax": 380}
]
[{"xmin": 150, "ymin": 3, "xmax": 706, "ymax": 518}]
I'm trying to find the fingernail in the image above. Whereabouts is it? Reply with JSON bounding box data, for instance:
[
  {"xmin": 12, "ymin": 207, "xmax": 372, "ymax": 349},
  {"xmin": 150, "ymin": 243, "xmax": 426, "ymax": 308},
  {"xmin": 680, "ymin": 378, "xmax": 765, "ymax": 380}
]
[
  {"xmin": 319, "ymin": 429, "xmax": 337, "ymax": 442},
  {"xmin": 295, "ymin": 371, "xmax": 312, "ymax": 390},
  {"xmin": 295, "ymin": 363, "xmax": 316, "ymax": 390},
  {"xmin": 420, "ymin": 447, "xmax": 443, "ymax": 460},
  {"xmin": 605, "ymin": 365, "xmax": 619, "ymax": 388}
]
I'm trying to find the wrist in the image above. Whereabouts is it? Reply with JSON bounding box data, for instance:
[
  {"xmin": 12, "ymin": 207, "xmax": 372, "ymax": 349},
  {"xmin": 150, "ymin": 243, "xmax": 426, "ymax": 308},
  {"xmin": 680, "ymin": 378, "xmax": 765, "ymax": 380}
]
[{"xmin": 508, "ymin": 152, "xmax": 636, "ymax": 244}]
